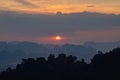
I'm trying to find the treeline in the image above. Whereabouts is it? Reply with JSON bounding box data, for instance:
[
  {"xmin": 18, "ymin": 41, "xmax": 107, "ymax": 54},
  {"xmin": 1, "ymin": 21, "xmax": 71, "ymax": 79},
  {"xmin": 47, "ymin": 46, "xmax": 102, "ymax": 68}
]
[{"xmin": 0, "ymin": 48, "xmax": 120, "ymax": 80}]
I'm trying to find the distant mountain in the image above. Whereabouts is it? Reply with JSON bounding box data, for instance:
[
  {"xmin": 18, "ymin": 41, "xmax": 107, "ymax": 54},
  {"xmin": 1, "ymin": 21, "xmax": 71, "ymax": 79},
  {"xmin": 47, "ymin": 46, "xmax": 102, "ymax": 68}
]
[
  {"xmin": 0, "ymin": 41, "xmax": 97, "ymax": 71},
  {"xmin": 84, "ymin": 41, "xmax": 120, "ymax": 52},
  {"xmin": 0, "ymin": 41, "xmax": 97, "ymax": 60},
  {"xmin": 0, "ymin": 41, "xmax": 120, "ymax": 71},
  {"xmin": 1, "ymin": 41, "xmax": 120, "ymax": 71},
  {"xmin": 51, "ymin": 44, "xmax": 96, "ymax": 61}
]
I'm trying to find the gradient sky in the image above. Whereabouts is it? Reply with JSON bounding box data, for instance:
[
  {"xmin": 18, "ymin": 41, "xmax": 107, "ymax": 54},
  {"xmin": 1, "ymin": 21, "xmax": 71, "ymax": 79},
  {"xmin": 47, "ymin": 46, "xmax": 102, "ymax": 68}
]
[
  {"xmin": 0, "ymin": 0, "xmax": 120, "ymax": 44},
  {"xmin": 0, "ymin": 0, "xmax": 120, "ymax": 14}
]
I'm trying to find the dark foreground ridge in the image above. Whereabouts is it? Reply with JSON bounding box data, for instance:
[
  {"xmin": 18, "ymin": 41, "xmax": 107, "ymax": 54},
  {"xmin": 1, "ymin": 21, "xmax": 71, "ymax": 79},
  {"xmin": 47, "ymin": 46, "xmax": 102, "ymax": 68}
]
[{"xmin": 0, "ymin": 48, "xmax": 120, "ymax": 80}]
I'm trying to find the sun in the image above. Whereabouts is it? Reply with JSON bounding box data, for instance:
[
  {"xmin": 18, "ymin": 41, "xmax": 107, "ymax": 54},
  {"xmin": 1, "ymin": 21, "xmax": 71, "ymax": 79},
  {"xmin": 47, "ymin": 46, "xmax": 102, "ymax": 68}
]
[
  {"xmin": 52, "ymin": 35, "xmax": 64, "ymax": 41},
  {"xmin": 55, "ymin": 36, "xmax": 61, "ymax": 40}
]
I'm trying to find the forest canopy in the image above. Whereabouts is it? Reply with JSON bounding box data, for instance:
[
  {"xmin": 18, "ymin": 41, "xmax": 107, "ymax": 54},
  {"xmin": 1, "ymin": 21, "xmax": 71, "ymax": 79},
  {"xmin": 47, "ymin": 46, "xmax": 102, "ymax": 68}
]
[{"xmin": 0, "ymin": 48, "xmax": 120, "ymax": 80}]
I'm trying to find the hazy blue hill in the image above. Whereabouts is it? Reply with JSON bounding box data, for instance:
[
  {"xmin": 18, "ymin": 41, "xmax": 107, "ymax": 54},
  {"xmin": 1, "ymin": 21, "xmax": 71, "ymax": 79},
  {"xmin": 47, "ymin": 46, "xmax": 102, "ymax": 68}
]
[
  {"xmin": 0, "ymin": 41, "xmax": 119, "ymax": 71},
  {"xmin": 0, "ymin": 41, "xmax": 97, "ymax": 71},
  {"xmin": 84, "ymin": 41, "xmax": 120, "ymax": 52},
  {"xmin": 0, "ymin": 50, "xmax": 25, "ymax": 71},
  {"xmin": 0, "ymin": 41, "xmax": 49, "ymax": 71},
  {"xmin": 52, "ymin": 44, "xmax": 96, "ymax": 62},
  {"xmin": 0, "ymin": 41, "xmax": 97, "ymax": 56},
  {"xmin": 0, "ymin": 42, "xmax": 48, "ymax": 54}
]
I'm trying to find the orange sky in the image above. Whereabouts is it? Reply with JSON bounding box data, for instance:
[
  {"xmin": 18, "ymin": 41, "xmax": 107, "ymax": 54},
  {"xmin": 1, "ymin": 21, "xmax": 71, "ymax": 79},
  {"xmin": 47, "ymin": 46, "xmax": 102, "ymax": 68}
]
[
  {"xmin": 0, "ymin": 28, "xmax": 120, "ymax": 44},
  {"xmin": 0, "ymin": 0, "xmax": 120, "ymax": 44},
  {"xmin": 0, "ymin": 0, "xmax": 120, "ymax": 14}
]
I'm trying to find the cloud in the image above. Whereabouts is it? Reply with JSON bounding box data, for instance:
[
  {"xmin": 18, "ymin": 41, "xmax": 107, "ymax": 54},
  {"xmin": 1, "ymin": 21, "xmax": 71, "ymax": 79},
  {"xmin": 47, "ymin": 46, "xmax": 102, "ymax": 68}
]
[
  {"xmin": 0, "ymin": 11, "xmax": 120, "ymax": 43},
  {"xmin": 87, "ymin": 4, "xmax": 95, "ymax": 7},
  {"xmin": 14, "ymin": 0, "xmax": 37, "ymax": 8}
]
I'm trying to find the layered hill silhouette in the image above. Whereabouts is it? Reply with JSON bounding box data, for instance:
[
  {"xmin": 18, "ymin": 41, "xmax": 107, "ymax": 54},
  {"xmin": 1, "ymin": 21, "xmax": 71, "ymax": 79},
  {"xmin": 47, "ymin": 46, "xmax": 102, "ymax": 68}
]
[
  {"xmin": 0, "ymin": 41, "xmax": 96, "ymax": 71},
  {"xmin": 0, "ymin": 48, "xmax": 120, "ymax": 80},
  {"xmin": 0, "ymin": 41, "xmax": 120, "ymax": 71},
  {"xmin": 84, "ymin": 41, "xmax": 120, "ymax": 52}
]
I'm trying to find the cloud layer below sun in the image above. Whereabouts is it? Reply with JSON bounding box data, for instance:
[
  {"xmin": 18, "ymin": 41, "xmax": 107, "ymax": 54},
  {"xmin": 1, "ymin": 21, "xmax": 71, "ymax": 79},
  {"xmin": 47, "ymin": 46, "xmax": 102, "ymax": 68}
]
[
  {"xmin": 0, "ymin": 0, "xmax": 120, "ymax": 14},
  {"xmin": 0, "ymin": 12, "xmax": 120, "ymax": 44}
]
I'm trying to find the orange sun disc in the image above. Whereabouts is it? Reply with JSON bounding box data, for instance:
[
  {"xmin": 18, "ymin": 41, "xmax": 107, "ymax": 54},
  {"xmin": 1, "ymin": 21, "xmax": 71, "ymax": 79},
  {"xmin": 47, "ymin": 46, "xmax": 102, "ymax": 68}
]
[{"xmin": 55, "ymin": 36, "xmax": 61, "ymax": 40}]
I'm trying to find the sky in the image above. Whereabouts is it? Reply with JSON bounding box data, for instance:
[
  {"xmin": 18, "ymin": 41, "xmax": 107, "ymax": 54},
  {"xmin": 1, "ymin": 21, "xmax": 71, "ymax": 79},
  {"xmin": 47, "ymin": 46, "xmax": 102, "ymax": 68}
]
[
  {"xmin": 0, "ymin": 0, "xmax": 120, "ymax": 44},
  {"xmin": 0, "ymin": 0, "xmax": 120, "ymax": 14}
]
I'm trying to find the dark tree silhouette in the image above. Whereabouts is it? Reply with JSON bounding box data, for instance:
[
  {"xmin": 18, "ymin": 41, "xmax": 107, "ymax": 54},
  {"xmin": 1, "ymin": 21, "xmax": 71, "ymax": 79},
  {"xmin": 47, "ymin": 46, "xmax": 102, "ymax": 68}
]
[{"xmin": 0, "ymin": 48, "xmax": 120, "ymax": 80}]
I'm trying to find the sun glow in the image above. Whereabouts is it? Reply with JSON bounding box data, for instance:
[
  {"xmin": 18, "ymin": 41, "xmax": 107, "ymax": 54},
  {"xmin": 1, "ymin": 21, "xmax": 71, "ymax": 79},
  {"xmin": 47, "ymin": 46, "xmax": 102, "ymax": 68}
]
[{"xmin": 55, "ymin": 36, "xmax": 61, "ymax": 40}]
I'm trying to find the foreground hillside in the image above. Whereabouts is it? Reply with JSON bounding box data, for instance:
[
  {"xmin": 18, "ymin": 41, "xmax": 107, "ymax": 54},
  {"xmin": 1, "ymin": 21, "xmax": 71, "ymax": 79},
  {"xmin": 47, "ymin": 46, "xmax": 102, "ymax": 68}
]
[{"xmin": 0, "ymin": 48, "xmax": 120, "ymax": 80}]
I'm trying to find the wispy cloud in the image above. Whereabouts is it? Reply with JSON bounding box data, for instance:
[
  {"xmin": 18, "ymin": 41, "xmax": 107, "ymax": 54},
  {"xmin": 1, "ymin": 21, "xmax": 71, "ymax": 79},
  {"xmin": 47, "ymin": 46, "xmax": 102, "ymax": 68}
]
[
  {"xmin": 87, "ymin": 4, "xmax": 95, "ymax": 7},
  {"xmin": 14, "ymin": 0, "xmax": 37, "ymax": 8}
]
